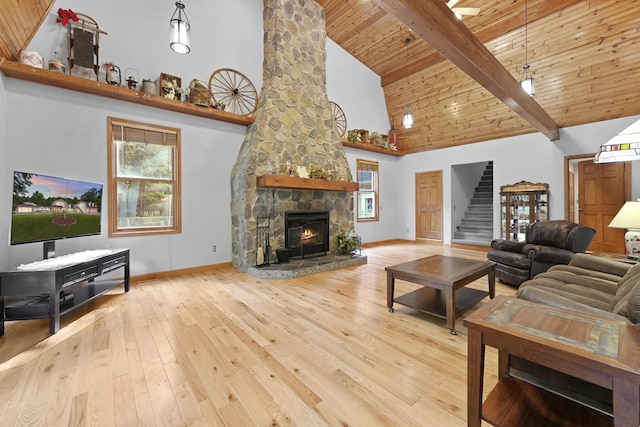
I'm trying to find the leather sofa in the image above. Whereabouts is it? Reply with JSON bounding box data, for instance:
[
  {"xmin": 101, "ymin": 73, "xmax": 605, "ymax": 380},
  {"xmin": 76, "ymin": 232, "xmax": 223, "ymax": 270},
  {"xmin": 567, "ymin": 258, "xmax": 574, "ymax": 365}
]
[
  {"xmin": 487, "ymin": 220, "xmax": 596, "ymax": 287},
  {"xmin": 516, "ymin": 253, "xmax": 640, "ymax": 323}
]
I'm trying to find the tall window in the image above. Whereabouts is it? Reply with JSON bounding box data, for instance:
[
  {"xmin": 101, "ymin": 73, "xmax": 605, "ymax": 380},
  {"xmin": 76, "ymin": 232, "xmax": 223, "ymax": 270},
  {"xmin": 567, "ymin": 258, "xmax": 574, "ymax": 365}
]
[
  {"xmin": 356, "ymin": 159, "xmax": 379, "ymax": 221},
  {"xmin": 107, "ymin": 117, "xmax": 181, "ymax": 236}
]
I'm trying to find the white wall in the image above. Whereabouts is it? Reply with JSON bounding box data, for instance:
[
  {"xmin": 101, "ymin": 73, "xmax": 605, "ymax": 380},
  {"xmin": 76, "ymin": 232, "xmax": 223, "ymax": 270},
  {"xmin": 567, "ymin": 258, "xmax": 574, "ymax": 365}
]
[
  {"xmin": 398, "ymin": 119, "xmax": 640, "ymax": 243},
  {"xmin": 1, "ymin": 0, "xmax": 638, "ymax": 273},
  {"xmin": 0, "ymin": 0, "xmax": 391, "ymax": 273}
]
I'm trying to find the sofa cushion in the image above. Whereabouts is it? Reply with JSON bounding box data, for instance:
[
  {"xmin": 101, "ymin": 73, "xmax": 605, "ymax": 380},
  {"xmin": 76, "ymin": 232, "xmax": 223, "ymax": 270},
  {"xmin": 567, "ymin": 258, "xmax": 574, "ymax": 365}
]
[
  {"xmin": 516, "ymin": 286, "xmax": 632, "ymax": 322},
  {"xmin": 526, "ymin": 220, "xmax": 595, "ymax": 253},
  {"xmin": 517, "ymin": 277, "xmax": 614, "ymax": 312},
  {"xmin": 628, "ymin": 281, "xmax": 640, "ymax": 323},
  {"xmin": 569, "ymin": 253, "xmax": 632, "ymax": 277},
  {"xmin": 487, "ymin": 250, "xmax": 531, "ymax": 269},
  {"xmin": 546, "ymin": 264, "xmax": 626, "ymax": 284},
  {"xmin": 610, "ymin": 264, "xmax": 640, "ymax": 318}
]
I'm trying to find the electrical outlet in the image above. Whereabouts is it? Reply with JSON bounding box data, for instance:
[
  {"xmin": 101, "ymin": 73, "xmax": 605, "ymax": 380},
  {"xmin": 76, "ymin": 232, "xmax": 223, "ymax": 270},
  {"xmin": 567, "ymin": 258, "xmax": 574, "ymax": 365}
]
[{"xmin": 212, "ymin": 245, "xmax": 216, "ymax": 252}]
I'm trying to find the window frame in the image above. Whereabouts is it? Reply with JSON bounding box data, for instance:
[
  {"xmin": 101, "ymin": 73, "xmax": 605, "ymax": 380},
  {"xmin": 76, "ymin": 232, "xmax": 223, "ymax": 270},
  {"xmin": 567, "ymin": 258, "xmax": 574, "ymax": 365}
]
[
  {"xmin": 356, "ymin": 158, "xmax": 379, "ymax": 222},
  {"xmin": 107, "ymin": 117, "xmax": 182, "ymax": 237}
]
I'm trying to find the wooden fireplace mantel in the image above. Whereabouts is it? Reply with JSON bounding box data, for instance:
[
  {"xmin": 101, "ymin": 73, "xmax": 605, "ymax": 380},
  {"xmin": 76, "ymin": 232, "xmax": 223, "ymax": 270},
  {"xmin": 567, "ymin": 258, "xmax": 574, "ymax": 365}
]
[{"xmin": 256, "ymin": 175, "xmax": 359, "ymax": 192}]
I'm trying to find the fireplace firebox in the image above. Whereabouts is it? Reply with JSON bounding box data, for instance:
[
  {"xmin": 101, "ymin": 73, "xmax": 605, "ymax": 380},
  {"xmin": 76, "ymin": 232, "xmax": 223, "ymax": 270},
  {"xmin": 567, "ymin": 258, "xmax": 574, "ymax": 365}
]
[{"xmin": 284, "ymin": 211, "xmax": 330, "ymax": 258}]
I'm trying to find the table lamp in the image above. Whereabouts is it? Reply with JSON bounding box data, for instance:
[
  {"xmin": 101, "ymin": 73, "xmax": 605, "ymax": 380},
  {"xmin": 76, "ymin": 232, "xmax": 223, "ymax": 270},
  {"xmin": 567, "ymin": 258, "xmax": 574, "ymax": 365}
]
[{"xmin": 608, "ymin": 200, "xmax": 640, "ymax": 260}]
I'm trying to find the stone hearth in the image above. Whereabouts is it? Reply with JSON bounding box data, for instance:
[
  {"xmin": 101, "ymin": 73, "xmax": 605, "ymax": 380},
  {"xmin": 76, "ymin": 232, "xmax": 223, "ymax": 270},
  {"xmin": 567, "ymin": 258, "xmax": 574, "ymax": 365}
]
[
  {"xmin": 247, "ymin": 252, "xmax": 367, "ymax": 279},
  {"xmin": 230, "ymin": 0, "xmax": 357, "ymax": 272}
]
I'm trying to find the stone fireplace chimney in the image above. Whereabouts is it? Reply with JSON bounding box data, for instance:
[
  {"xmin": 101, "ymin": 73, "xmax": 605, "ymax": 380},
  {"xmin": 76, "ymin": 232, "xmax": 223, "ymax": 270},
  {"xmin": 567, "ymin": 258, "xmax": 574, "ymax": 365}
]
[{"xmin": 230, "ymin": 0, "xmax": 355, "ymax": 272}]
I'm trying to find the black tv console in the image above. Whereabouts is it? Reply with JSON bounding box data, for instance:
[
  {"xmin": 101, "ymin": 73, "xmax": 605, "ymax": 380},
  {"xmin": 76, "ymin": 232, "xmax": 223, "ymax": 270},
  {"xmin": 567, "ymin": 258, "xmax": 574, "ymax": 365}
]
[{"xmin": 0, "ymin": 249, "xmax": 130, "ymax": 336}]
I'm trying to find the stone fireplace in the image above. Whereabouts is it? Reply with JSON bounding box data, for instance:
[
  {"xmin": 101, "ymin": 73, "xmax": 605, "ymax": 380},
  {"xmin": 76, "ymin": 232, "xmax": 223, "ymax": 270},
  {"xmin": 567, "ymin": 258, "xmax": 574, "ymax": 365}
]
[{"xmin": 230, "ymin": 0, "xmax": 355, "ymax": 272}]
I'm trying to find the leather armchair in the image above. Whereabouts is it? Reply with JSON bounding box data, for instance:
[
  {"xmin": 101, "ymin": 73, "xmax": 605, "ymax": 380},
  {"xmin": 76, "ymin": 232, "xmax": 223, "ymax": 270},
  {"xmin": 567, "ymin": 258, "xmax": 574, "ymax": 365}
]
[{"xmin": 486, "ymin": 220, "xmax": 596, "ymax": 287}]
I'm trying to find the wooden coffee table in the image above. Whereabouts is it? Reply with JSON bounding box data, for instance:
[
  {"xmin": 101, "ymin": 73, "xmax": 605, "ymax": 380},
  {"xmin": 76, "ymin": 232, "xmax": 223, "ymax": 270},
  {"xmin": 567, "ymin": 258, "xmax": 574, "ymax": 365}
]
[{"xmin": 386, "ymin": 255, "xmax": 495, "ymax": 334}]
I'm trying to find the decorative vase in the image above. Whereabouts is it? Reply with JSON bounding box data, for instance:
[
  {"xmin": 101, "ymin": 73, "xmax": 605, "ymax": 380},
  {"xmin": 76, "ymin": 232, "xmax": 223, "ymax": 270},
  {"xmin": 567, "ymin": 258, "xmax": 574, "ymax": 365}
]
[{"xmin": 19, "ymin": 50, "xmax": 43, "ymax": 68}]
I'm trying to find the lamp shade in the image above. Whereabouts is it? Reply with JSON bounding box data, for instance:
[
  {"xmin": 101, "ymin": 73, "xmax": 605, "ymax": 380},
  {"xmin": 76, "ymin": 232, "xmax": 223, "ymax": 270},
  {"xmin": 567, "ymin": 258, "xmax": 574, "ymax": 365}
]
[
  {"xmin": 608, "ymin": 200, "xmax": 640, "ymax": 259},
  {"xmin": 170, "ymin": 1, "xmax": 190, "ymax": 54},
  {"xmin": 609, "ymin": 201, "xmax": 640, "ymax": 229}
]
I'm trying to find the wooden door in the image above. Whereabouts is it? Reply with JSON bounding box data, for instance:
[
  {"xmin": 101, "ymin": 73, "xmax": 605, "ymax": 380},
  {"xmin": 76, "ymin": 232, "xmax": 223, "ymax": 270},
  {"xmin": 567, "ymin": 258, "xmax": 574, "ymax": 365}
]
[
  {"xmin": 578, "ymin": 161, "xmax": 627, "ymax": 253},
  {"xmin": 415, "ymin": 171, "xmax": 443, "ymax": 240}
]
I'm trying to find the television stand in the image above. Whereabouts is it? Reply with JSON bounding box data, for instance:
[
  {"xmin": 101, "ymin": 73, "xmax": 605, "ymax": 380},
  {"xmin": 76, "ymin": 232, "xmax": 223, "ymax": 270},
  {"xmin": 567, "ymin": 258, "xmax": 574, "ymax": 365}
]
[{"xmin": 0, "ymin": 249, "xmax": 130, "ymax": 335}]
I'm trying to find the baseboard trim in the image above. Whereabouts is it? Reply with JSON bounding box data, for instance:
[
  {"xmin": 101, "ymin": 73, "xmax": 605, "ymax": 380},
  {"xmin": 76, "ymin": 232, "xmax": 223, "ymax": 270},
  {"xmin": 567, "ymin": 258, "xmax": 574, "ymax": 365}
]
[
  {"xmin": 361, "ymin": 239, "xmax": 412, "ymax": 248},
  {"xmin": 451, "ymin": 242, "xmax": 491, "ymax": 252},
  {"xmin": 132, "ymin": 262, "xmax": 233, "ymax": 283}
]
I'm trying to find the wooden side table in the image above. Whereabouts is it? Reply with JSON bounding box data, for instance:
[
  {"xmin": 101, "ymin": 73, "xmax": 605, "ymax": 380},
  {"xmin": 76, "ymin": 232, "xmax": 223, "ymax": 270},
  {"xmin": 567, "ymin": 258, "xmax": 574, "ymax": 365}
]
[{"xmin": 464, "ymin": 296, "xmax": 640, "ymax": 427}]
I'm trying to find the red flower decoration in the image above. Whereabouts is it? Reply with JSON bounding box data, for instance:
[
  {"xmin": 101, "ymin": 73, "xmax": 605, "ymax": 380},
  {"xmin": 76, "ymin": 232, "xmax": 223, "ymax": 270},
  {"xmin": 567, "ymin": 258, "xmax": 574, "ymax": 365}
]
[{"xmin": 56, "ymin": 8, "xmax": 79, "ymax": 26}]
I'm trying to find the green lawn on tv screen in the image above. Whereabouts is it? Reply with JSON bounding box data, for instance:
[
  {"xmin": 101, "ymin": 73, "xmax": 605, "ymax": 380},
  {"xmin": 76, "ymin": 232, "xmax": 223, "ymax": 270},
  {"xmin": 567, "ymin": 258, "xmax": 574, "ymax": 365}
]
[{"xmin": 11, "ymin": 213, "xmax": 101, "ymax": 244}]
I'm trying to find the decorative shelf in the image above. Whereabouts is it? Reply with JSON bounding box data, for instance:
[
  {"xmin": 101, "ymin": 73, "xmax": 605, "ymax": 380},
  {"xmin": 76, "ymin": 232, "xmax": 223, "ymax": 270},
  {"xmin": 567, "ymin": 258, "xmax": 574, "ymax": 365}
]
[
  {"xmin": 0, "ymin": 58, "xmax": 255, "ymax": 126},
  {"xmin": 341, "ymin": 139, "xmax": 404, "ymax": 156},
  {"xmin": 256, "ymin": 174, "xmax": 359, "ymax": 192}
]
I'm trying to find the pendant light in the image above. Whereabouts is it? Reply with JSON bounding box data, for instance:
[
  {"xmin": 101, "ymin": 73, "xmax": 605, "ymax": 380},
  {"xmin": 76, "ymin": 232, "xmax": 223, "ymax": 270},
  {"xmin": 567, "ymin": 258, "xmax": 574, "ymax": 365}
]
[
  {"xmin": 402, "ymin": 37, "xmax": 414, "ymax": 129},
  {"xmin": 170, "ymin": 1, "xmax": 190, "ymax": 54},
  {"xmin": 520, "ymin": 0, "xmax": 534, "ymax": 96}
]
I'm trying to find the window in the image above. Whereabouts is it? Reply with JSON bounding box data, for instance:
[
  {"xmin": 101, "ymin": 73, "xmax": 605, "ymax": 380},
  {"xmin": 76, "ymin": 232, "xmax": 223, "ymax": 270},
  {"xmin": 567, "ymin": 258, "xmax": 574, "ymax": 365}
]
[
  {"xmin": 107, "ymin": 117, "xmax": 181, "ymax": 236},
  {"xmin": 356, "ymin": 159, "xmax": 379, "ymax": 221}
]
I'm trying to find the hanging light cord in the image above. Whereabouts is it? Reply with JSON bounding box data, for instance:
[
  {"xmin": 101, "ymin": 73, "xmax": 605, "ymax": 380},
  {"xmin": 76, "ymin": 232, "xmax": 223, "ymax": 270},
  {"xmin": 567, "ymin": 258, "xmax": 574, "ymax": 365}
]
[
  {"xmin": 405, "ymin": 37, "xmax": 410, "ymax": 108},
  {"xmin": 524, "ymin": 0, "xmax": 528, "ymax": 66}
]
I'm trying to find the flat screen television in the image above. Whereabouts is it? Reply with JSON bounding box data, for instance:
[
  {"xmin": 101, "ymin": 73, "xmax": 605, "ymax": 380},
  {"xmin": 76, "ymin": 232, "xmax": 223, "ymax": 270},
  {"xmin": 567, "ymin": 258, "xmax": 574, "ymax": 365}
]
[{"xmin": 10, "ymin": 171, "xmax": 103, "ymax": 258}]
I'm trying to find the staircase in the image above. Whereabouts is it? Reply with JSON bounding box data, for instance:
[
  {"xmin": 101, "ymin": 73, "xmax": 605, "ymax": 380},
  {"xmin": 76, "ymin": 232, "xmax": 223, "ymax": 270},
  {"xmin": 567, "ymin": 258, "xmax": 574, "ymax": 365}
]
[{"xmin": 452, "ymin": 162, "xmax": 493, "ymax": 247}]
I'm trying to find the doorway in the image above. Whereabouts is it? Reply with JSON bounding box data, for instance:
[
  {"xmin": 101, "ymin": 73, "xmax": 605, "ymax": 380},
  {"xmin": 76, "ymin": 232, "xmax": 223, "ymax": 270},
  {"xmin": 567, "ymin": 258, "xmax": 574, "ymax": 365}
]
[
  {"xmin": 415, "ymin": 171, "xmax": 443, "ymax": 240},
  {"xmin": 565, "ymin": 155, "xmax": 630, "ymax": 254}
]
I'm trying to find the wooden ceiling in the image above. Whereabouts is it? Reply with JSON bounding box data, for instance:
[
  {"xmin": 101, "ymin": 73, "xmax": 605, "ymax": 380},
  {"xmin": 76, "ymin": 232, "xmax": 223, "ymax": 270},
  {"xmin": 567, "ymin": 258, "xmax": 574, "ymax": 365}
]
[
  {"xmin": 2, "ymin": 1, "xmax": 640, "ymax": 154},
  {"xmin": 317, "ymin": 0, "xmax": 640, "ymax": 153}
]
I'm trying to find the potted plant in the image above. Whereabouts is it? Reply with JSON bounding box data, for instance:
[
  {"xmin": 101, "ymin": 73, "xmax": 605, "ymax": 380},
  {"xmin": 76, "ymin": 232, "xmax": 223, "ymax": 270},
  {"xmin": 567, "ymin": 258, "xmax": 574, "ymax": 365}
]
[
  {"xmin": 369, "ymin": 131, "xmax": 381, "ymax": 145},
  {"xmin": 336, "ymin": 230, "xmax": 359, "ymax": 253}
]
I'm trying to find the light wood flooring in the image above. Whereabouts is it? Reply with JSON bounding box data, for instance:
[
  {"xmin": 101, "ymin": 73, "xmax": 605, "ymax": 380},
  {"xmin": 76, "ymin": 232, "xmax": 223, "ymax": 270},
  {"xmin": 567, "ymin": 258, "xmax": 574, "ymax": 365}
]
[{"xmin": 0, "ymin": 242, "xmax": 516, "ymax": 426}]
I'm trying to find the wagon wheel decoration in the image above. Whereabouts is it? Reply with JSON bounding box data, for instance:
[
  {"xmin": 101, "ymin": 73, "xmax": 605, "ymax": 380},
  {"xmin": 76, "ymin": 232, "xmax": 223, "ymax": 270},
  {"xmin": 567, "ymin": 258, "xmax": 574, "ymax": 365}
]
[
  {"xmin": 208, "ymin": 68, "xmax": 258, "ymax": 116},
  {"xmin": 329, "ymin": 101, "xmax": 347, "ymax": 137}
]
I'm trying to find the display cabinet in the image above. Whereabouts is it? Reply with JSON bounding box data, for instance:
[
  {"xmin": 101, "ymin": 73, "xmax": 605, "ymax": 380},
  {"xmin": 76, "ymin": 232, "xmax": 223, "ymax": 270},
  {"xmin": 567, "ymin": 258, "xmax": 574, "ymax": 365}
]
[{"xmin": 500, "ymin": 181, "xmax": 549, "ymax": 241}]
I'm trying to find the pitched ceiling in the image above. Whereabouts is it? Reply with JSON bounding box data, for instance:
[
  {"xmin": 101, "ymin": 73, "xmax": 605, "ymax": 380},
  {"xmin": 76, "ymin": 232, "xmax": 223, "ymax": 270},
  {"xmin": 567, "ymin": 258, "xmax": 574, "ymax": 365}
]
[
  {"xmin": 3, "ymin": 0, "xmax": 640, "ymax": 154},
  {"xmin": 317, "ymin": 0, "xmax": 640, "ymax": 153}
]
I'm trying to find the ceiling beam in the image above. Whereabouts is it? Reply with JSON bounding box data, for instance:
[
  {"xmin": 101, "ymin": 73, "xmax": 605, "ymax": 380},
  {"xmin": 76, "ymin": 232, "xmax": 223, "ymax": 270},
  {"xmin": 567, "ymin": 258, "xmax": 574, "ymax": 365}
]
[
  {"xmin": 381, "ymin": 0, "xmax": 584, "ymax": 87},
  {"xmin": 374, "ymin": 0, "xmax": 560, "ymax": 141}
]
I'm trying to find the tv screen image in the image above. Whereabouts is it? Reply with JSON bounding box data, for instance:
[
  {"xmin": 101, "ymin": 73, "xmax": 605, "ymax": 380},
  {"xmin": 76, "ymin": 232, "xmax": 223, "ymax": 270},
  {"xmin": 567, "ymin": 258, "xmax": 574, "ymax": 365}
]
[{"xmin": 11, "ymin": 171, "xmax": 103, "ymax": 248}]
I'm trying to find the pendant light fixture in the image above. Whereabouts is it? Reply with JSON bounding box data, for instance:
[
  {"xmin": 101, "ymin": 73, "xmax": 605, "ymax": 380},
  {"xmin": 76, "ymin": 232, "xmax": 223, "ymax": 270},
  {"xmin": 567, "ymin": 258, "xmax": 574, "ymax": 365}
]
[
  {"xmin": 520, "ymin": 0, "xmax": 534, "ymax": 96},
  {"xmin": 170, "ymin": 1, "xmax": 190, "ymax": 54},
  {"xmin": 402, "ymin": 37, "xmax": 414, "ymax": 129}
]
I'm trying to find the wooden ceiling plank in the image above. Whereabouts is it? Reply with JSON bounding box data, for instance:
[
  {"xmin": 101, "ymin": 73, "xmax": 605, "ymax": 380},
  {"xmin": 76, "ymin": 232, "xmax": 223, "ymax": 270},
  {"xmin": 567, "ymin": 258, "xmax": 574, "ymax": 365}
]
[
  {"xmin": 374, "ymin": 0, "xmax": 559, "ymax": 141},
  {"xmin": 381, "ymin": 0, "xmax": 584, "ymax": 86}
]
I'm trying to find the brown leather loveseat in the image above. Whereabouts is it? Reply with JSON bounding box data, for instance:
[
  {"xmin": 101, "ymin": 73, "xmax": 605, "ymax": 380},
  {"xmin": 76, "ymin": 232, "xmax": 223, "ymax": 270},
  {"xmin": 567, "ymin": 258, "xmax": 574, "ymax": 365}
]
[
  {"xmin": 487, "ymin": 220, "xmax": 596, "ymax": 287},
  {"xmin": 516, "ymin": 253, "xmax": 640, "ymax": 323}
]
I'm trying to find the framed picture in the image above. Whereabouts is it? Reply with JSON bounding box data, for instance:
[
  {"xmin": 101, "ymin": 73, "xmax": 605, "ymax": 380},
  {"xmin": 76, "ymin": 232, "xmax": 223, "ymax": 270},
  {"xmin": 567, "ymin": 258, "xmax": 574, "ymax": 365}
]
[{"xmin": 160, "ymin": 73, "xmax": 182, "ymax": 101}]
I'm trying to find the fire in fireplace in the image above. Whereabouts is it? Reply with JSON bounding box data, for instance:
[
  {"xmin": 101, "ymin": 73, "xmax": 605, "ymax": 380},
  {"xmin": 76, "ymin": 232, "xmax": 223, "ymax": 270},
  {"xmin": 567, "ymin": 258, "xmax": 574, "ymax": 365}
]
[{"xmin": 284, "ymin": 210, "xmax": 330, "ymax": 258}]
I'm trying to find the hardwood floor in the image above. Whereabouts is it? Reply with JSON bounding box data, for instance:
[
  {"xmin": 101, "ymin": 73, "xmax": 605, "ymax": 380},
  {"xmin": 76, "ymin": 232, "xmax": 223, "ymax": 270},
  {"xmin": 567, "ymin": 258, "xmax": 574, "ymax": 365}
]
[{"xmin": 0, "ymin": 242, "xmax": 516, "ymax": 426}]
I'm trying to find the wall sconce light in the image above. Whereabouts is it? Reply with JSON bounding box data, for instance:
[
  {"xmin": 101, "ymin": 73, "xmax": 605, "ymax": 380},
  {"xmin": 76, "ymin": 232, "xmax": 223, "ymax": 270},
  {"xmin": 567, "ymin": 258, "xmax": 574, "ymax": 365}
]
[{"xmin": 170, "ymin": 1, "xmax": 190, "ymax": 54}]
